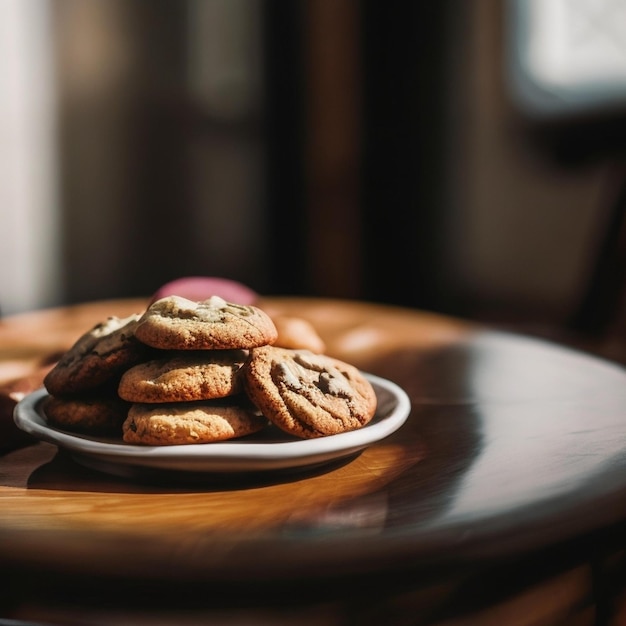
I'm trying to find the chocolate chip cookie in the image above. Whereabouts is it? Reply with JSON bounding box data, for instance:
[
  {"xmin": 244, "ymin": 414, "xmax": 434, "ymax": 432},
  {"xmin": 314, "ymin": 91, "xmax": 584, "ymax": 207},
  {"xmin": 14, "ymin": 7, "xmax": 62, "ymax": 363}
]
[
  {"xmin": 43, "ymin": 393, "xmax": 131, "ymax": 435},
  {"xmin": 122, "ymin": 399, "xmax": 267, "ymax": 445},
  {"xmin": 118, "ymin": 349, "xmax": 248, "ymax": 403},
  {"xmin": 243, "ymin": 346, "xmax": 377, "ymax": 438},
  {"xmin": 134, "ymin": 296, "xmax": 277, "ymax": 350},
  {"xmin": 43, "ymin": 314, "xmax": 148, "ymax": 396}
]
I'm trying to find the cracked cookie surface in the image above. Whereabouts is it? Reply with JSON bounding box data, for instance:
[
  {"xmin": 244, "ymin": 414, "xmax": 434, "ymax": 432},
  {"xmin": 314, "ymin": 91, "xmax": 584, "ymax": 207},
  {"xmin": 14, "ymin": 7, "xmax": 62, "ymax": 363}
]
[
  {"xmin": 118, "ymin": 349, "xmax": 248, "ymax": 403},
  {"xmin": 243, "ymin": 346, "xmax": 377, "ymax": 438},
  {"xmin": 43, "ymin": 314, "xmax": 147, "ymax": 396},
  {"xmin": 122, "ymin": 400, "xmax": 267, "ymax": 445},
  {"xmin": 134, "ymin": 296, "xmax": 277, "ymax": 350}
]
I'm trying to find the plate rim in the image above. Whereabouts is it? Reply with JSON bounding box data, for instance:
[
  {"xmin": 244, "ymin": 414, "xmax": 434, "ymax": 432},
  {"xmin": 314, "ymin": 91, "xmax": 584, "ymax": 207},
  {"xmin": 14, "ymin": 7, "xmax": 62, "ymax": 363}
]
[{"xmin": 13, "ymin": 373, "xmax": 411, "ymax": 473}]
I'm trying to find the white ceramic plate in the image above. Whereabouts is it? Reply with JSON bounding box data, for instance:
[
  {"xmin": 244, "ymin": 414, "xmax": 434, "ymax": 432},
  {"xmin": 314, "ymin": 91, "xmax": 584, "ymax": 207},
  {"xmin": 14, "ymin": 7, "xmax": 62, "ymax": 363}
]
[{"xmin": 14, "ymin": 374, "xmax": 410, "ymax": 478}]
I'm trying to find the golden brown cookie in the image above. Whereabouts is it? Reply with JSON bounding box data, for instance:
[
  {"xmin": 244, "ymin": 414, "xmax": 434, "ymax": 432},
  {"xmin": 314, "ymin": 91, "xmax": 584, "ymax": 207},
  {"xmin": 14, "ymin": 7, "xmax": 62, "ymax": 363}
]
[
  {"xmin": 43, "ymin": 314, "xmax": 148, "ymax": 396},
  {"xmin": 134, "ymin": 296, "xmax": 278, "ymax": 351},
  {"xmin": 43, "ymin": 393, "xmax": 131, "ymax": 436},
  {"xmin": 272, "ymin": 315, "xmax": 326, "ymax": 353},
  {"xmin": 118, "ymin": 349, "xmax": 248, "ymax": 403},
  {"xmin": 122, "ymin": 399, "xmax": 268, "ymax": 445},
  {"xmin": 243, "ymin": 346, "xmax": 377, "ymax": 439}
]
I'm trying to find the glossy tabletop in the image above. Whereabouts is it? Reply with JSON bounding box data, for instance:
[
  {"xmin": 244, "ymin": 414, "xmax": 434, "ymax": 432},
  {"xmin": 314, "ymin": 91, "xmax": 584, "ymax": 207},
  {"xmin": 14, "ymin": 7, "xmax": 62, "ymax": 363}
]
[{"xmin": 2, "ymin": 297, "xmax": 626, "ymax": 623}]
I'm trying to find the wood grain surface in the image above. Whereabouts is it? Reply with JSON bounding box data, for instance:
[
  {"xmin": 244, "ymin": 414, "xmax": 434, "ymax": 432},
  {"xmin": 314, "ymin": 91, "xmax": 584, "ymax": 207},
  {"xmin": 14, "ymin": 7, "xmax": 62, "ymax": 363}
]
[{"xmin": 1, "ymin": 297, "xmax": 626, "ymax": 625}]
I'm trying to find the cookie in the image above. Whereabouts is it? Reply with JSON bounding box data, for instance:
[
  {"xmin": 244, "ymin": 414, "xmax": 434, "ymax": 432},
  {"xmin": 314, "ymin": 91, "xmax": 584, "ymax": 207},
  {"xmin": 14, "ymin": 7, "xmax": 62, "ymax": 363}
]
[
  {"xmin": 43, "ymin": 393, "xmax": 131, "ymax": 435},
  {"xmin": 134, "ymin": 295, "xmax": 277, "ymax": 351},
  {"xmin": 43, "ymin": 314, "xmax": 148, "ymax": 396},
  {"xmin": 272, "ymin": 315, "xmax": 326, "ymax": 354},
  {"xmin": 118, "ymin": 349, "xmax": 248, "ymax": 403},
  {"xmin": 243, "ymin": 346, "xmax": 377, "ymax": 438},
  {"xmin": 122, "ymin": 399, "xmax": 267, "ymax": 445}
]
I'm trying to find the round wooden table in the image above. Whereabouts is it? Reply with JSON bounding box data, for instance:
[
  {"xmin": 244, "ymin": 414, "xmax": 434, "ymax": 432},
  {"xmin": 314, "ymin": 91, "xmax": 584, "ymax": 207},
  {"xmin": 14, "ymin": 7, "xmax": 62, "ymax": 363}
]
[{"xmin": 1, "ymin": 297, "xmax": 626, "ymax": 625}]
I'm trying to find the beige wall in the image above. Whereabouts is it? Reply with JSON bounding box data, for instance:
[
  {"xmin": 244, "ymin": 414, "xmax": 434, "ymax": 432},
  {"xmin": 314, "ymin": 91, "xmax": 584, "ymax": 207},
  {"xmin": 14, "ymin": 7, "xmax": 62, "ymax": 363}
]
[{"xmin": 0, "ymin": 0, "xmax": 60, "ymax": 315}]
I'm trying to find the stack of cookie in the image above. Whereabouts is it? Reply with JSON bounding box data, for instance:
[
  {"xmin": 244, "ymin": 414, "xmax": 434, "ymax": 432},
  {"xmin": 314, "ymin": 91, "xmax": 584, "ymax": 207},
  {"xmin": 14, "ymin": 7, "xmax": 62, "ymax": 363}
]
[
  {"xmin": 42, "ymin": 295, "xmax": 377, "ymax": 445},
  {"xmin": 43, "ymin": 314, "xmax": 147, "ymax": 436}
]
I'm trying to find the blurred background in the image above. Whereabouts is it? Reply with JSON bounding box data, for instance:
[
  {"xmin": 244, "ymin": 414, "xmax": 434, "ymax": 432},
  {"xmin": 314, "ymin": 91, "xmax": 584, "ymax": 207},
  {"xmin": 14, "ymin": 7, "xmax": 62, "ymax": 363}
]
[{"xmin": 2, "ymin": 0, "xmax": 626, "ymax": 358}]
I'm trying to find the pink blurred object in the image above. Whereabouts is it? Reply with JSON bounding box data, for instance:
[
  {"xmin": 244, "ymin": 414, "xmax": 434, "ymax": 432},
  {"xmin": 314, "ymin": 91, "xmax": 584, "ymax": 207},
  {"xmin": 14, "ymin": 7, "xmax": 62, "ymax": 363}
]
[{"xmin": 149, "ymin": 277, "xmax": 259, "ymax": 305}]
